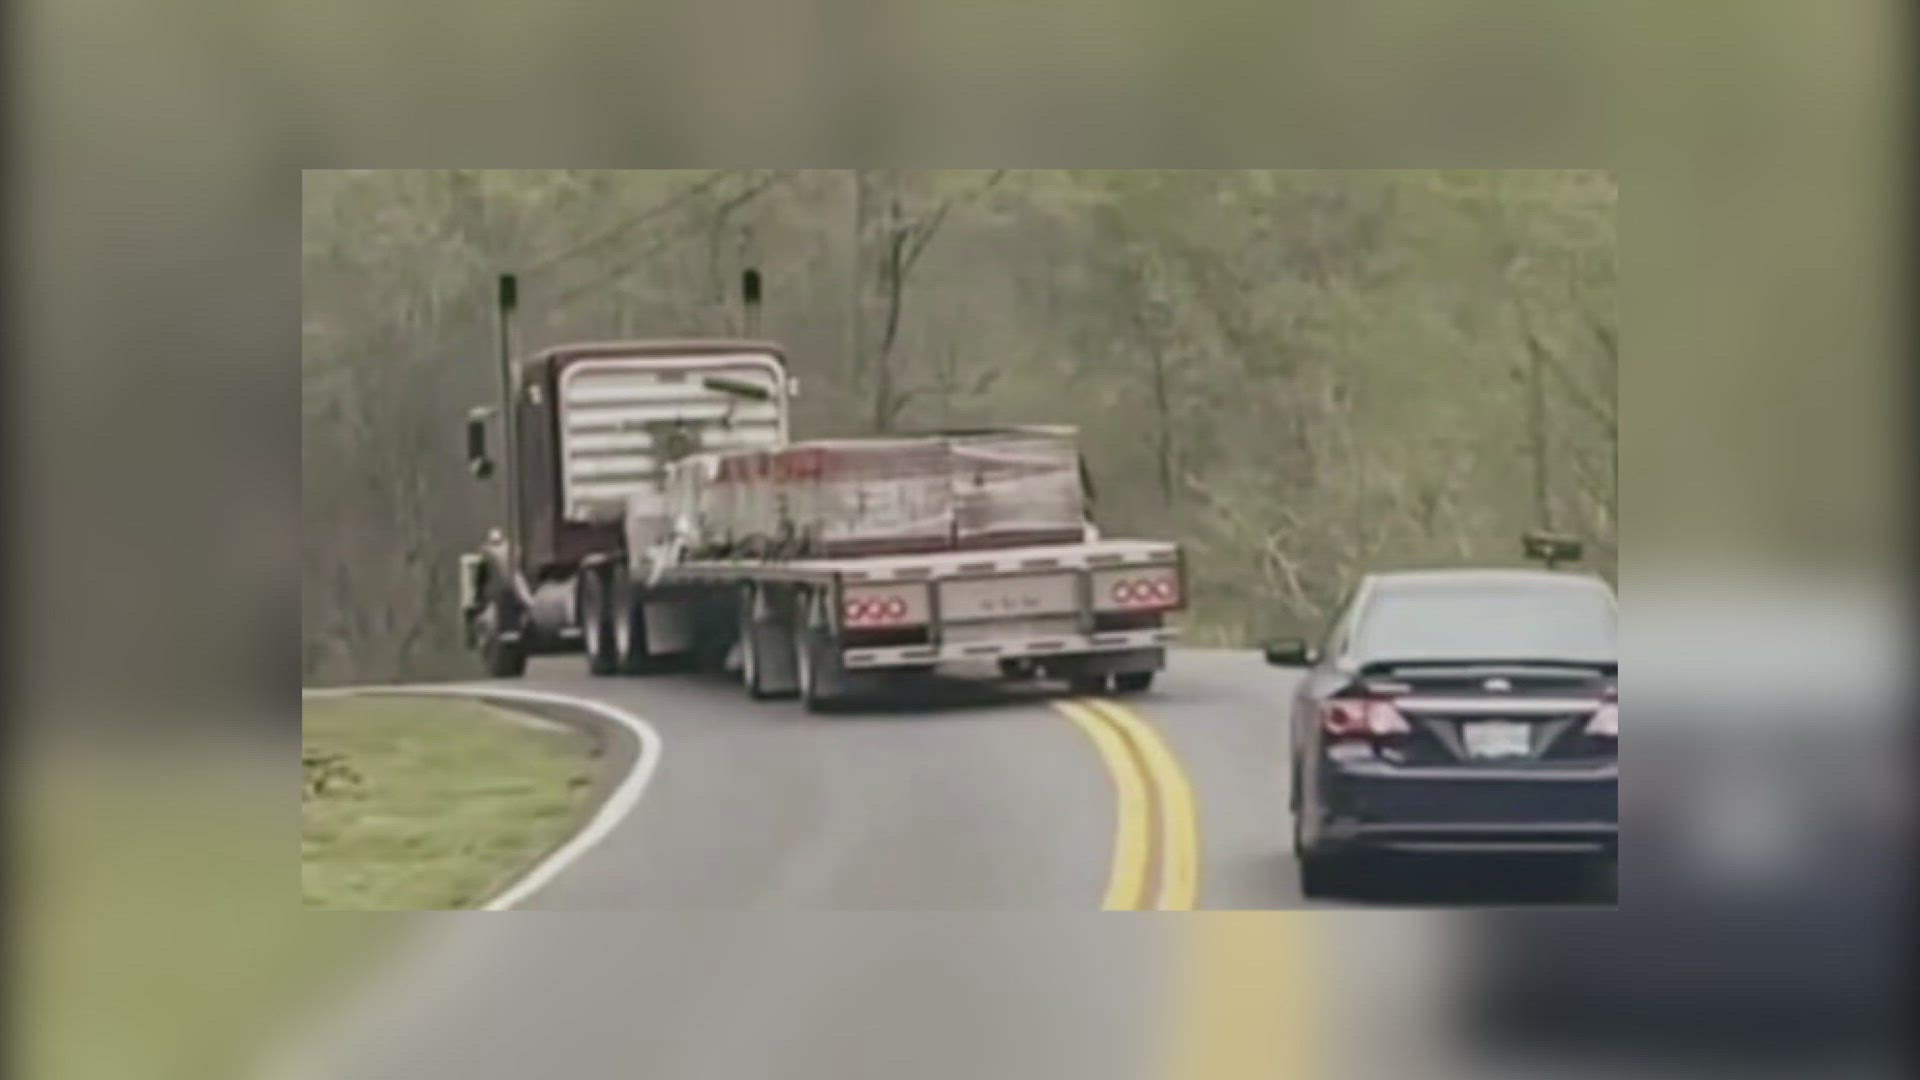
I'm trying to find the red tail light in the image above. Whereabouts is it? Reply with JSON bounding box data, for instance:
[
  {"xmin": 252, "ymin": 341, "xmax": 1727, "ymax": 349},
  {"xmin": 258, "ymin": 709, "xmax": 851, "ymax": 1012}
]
[
  {"xmin": 1092, "ymin": 565, "xmax": 1181, "ymax": 612},
  {"xmin": 1321, "ymin": 696, "xmax": 1413, "ymax": 738},
  {"xmin": 841, "ymin": 584, "xmax": 928, "ymax": 628}
]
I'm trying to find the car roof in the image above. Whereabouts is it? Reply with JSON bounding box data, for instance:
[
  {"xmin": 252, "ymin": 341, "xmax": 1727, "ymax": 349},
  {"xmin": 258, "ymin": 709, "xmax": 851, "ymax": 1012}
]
[{"xmin": 1365, "ymin": 567, "xmax": 1613, "ymax": 593}]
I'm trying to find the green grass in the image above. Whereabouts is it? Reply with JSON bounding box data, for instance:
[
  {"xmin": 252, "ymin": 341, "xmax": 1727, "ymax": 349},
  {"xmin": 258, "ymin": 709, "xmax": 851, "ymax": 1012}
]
[{"xmin": 302, "ymin": 695, "xmax": 597, "ymax": 909}]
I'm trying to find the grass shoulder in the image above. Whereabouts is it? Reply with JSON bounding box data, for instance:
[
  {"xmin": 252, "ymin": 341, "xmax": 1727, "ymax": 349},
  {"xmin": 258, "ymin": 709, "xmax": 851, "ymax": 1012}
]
[{"xmin": 303, "ymin": 694, "xmax": 597, "ymax": 909}]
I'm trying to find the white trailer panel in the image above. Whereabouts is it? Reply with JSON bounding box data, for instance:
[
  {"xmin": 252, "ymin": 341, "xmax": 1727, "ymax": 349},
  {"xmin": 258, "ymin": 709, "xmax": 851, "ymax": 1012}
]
[{"xmin": 558, "ymin": 354, "xmax": 788, "ymax": 524}]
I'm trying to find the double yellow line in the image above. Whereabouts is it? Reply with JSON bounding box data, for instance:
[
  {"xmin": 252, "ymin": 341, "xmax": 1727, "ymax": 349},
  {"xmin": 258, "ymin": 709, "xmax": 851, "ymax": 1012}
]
[
  {"xmin": 1061, "ymin": 696, "xmax": 1320, "ymax": 1077},
  {"xmin": 1055, "ymin": 696, "xmax": 1200, "ymax": 911}
]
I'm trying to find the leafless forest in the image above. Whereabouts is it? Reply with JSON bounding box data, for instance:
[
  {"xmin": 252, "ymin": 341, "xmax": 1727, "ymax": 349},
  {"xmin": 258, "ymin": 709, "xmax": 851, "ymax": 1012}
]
[{"xmin": 302, "ymin": 170, "xmax": 1615, "ymax": 683}]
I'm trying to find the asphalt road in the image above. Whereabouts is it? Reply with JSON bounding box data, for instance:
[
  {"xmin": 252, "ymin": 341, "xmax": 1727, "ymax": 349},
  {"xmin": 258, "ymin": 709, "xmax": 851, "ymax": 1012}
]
[
  {"xmin": 447, "ymin": 647, "xmax": 1306, "ymax": 910},
  {"xmin": 465, "ymin": 647, "xmax": 1604, "ymax": 910},
  {"xmin": 275, "ymin": 913, "xmax": 1169, "ymax": 1080},
  {"xmin": 500, "ymin": 654, "xmax": 1121, "ymax": 910},
  {"xmin": 280, "ymin": 648, "xmax": 1613, "ymax": 1079}
]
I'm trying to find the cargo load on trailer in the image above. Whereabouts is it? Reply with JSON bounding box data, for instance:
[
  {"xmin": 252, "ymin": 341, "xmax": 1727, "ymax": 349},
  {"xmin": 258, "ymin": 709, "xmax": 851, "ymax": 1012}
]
[{"xmin": 644, "ymin": 427, "xmax": 1088, "ymax": 562}]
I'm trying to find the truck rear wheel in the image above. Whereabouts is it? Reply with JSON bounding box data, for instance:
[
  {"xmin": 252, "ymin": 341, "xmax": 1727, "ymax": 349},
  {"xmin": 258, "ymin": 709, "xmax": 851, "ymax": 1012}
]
[
  {"xmin": 1113, "ymin": 670, "xmax": 1155, "ymax": 694},
  {"xmin": 580, "ymin": 567, "xmax": 618, "ymax": 676}
]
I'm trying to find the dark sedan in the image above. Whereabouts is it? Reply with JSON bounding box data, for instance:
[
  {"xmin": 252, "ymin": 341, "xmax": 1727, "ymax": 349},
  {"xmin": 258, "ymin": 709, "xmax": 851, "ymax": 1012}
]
[{"xmin": 1267, "ymin": 568, "xmax": 1617, "ymax": 898}]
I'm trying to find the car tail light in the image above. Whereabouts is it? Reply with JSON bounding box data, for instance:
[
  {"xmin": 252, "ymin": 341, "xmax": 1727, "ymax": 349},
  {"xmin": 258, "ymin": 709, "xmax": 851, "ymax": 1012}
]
[
  {"xmin": 1092, "ymin": 565, "xmax": 1181, "ymax": 612},
  {"xmin": 1585, "ymin": 682, "xmax": 1618, "ymax": 737},
  {"xmin": 1322, "ymin": 696, "xmax": 1413, "ymax": 738},
  {"xmin": 841, "ymin": 584, "xmax": 929, "ymax": 628}
]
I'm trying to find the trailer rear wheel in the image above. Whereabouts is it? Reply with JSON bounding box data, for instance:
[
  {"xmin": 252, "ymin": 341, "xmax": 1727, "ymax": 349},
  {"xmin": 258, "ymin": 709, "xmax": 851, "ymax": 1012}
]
[
  {"xmin": 580, "ymin": 566, "xmax": 618, "ymax": 676},
  {"xmin": 739, "ymin": 587, "xmax": 796, "ymax": 700}
]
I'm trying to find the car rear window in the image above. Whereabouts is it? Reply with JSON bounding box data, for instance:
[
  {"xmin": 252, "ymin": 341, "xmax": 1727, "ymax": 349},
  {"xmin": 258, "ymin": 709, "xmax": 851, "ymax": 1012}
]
[{"xmin": 1354, "ymin": 581, "xmax": 1616, "ymax": 662}]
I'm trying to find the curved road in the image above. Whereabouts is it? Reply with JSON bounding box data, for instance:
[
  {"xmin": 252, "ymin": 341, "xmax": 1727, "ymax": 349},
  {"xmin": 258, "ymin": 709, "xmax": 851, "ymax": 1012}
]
[
  {"xmin": 282, "ymin": 648, "xmax": 1606, "ymax": 1079},
  {"xmin": 505, "ymin": 662, "xmax": 1117, "ymax": 910},
  {"xmin": 472, "ymin": 647, "xmax": 1313, "ymax": 910},
  {"xmin": 347, "ymin": 647, "xmax": 1604, "ymax": 911}
]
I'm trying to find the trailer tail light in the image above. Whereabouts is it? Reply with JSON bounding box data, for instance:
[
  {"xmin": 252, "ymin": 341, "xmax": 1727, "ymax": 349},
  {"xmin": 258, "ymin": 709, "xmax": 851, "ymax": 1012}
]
[
  {"xmin": 1322, "ymin": 696, "xmax": 1413, "ymax": 739},
  {"xmin": 1091, "ymin": 565, "xmax": 1181, "ymax": 613},
  {"xmin": 841, "ymin": 583, "xmax": 930, "ymax": 628}
]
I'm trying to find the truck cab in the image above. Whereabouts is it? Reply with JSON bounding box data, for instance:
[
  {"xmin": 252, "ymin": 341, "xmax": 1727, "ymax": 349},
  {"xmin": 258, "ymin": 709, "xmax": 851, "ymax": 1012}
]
[{"xmin": 460, "ymin": 340, "xmax": 794, "ymax": 675}]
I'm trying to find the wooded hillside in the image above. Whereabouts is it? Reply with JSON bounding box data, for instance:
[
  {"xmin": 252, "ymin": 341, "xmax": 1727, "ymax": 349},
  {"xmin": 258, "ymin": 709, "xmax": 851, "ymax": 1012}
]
[{"xmin": 302, "ymin": 169, "xmax": 1615, "ymax": 683}]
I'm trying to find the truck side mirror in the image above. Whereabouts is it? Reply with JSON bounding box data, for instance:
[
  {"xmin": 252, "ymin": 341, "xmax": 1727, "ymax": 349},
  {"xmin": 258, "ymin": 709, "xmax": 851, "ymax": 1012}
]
[{"xmin": 466, "ymin": 408, "xmax": 494, "ymax": 480}]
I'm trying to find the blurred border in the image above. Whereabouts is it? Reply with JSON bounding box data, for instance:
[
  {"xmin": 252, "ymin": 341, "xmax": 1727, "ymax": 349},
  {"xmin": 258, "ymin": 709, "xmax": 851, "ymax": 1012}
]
[{"xmin": 10, "ymin": 3, "xmax": 1913, "ymax": 1079}]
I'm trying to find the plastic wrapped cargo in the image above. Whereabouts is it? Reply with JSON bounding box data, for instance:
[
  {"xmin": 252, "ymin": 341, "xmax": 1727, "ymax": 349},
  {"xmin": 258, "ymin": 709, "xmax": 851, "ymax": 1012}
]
[
  {"xmin": 949, "ymin": 428, "xmax": 1085, "ymax": 548},
  {"xmin": 664, "ymin": 437, "xmax": 950, "ymax": 557},
  {"xmin": 799, "ymin": 438, "xmax": 955, "ymax": 554},
  {"xmin": 661, "ymin": 427, "xmax": 1088, "ymax": 559}
]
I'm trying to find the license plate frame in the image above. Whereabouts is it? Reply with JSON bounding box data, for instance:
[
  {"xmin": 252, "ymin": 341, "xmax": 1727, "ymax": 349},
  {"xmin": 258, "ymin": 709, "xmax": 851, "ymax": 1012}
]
[
  {"xmin": 937, "ymin": 572, "xmax": 1079, "ymax": 621},
  {"xmin": 1462, "ymin": 719, "xmax": 1533, "ymax": 760}
]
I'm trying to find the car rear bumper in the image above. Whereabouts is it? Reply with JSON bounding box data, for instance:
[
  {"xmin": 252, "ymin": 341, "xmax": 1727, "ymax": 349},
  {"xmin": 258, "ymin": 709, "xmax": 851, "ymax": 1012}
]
[{"xmin": 1319, "ymin": 761, "xmax": 1617, "ymax": 854}]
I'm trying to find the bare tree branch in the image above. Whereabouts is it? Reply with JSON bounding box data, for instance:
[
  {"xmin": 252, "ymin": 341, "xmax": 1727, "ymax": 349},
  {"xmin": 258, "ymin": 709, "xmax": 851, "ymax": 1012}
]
[
  {"xmin": 521, "ymin": 170, "xmax": 738, "ymax": 280},
  {"xmin": 541, "ymin": 171, "xmax": 793, "ymax": 313},
  {"xmin": 1527, "ymin": 325, "xmax": 1616, "ymax": 436},
  {"xmin": 900, "ymin": 170, "xmax": 1006, "ymax": 276}
]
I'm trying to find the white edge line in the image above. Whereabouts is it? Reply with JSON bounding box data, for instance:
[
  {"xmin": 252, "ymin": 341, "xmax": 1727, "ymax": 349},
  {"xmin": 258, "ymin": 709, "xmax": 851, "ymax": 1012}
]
[{"xmin": 302, "ymin": 683, "xmax": 662, "ymax": 910}]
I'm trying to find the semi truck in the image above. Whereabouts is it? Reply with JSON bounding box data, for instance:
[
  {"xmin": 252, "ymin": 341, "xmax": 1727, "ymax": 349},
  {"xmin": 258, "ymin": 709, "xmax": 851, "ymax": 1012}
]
[{"xmin": 458, "ymin": 272, "xmax": 1183, "ymax": 710}]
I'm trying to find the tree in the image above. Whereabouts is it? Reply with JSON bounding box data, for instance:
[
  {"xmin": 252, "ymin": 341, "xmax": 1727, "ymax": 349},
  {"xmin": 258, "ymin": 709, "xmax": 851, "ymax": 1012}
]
[
  {"xmin": 847, "ymin": 170, "xmax": 1006, "ymax": 432},
  {"xmin": 302, "ymin": 169, "xmax": 1615, "ymax": 680}
]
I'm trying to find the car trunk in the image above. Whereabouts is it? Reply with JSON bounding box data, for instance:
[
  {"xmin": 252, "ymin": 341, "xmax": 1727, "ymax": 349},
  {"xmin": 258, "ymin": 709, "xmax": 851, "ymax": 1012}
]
[{"xmin": 1355, "ymin": 661, "xmax": 1615, "ymax": 767}]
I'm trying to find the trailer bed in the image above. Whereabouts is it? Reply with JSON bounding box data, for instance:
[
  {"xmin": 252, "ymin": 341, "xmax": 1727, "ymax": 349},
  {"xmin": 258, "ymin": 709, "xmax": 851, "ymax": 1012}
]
[{"xmin": 651, "ymin": 537, "xmax": 1178, "ymax": 585}]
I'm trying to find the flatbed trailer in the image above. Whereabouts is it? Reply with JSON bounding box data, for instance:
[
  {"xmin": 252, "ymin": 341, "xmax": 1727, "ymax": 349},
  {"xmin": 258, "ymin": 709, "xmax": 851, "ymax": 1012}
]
[
  {"xmin": 458, "ymin": 270, "xmax": 1183, "ymax": 709},
  {"xmin": 581, "ymin": 537, "xmax": 1181, "ymax": 708}
]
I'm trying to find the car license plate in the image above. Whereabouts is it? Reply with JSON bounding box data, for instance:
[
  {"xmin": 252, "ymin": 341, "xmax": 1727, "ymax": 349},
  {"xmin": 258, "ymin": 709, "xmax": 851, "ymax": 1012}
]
[{"xmin": 1463, "ymin": 720, "xmax": 1532, "ymax": 759}]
